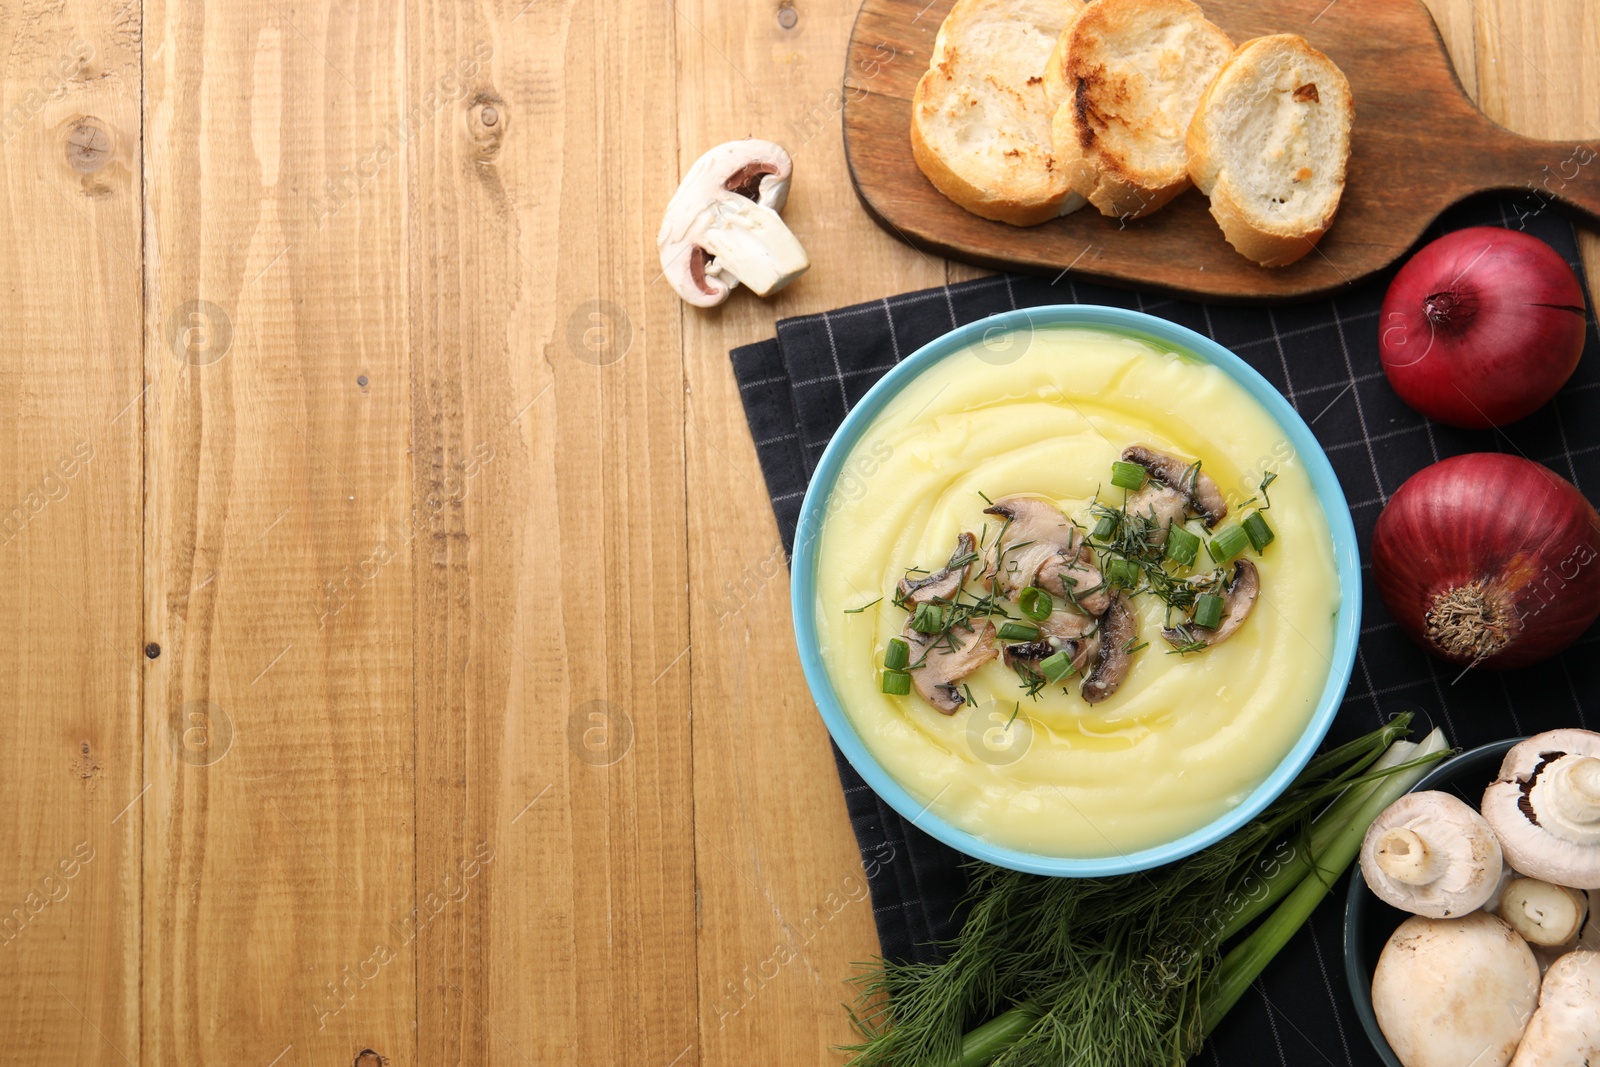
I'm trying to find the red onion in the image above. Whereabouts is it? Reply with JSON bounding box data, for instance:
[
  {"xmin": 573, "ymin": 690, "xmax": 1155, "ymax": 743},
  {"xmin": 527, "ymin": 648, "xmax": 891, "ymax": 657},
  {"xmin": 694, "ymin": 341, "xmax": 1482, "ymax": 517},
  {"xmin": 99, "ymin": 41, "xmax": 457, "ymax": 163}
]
[
  {"xmin": 1379, "ymin": 227, "xmax": 1587, "ymax": 428},
  {"xmin": 1372, "ymin": 454, "xmax": 1600, "ymax": 669}
]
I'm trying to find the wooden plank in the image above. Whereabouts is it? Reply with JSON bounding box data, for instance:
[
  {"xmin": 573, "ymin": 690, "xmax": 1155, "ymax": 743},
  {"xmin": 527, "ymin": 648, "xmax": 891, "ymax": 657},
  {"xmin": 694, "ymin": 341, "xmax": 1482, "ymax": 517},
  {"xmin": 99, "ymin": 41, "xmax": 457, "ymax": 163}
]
[
  {"xmin": 0, "ymin": 2, "xmax": 142, "ymax": 1063},
  {"xmin": 671, "ymin": 0, "xmax": 946, "ymax": 1063},
  {"xmin": 403, "ymin": 2, "xmax": 697, "ymax": 1065},
  {"xmin": 141, "ymin": 2, "xmax": 415, "ymax": 1062}
]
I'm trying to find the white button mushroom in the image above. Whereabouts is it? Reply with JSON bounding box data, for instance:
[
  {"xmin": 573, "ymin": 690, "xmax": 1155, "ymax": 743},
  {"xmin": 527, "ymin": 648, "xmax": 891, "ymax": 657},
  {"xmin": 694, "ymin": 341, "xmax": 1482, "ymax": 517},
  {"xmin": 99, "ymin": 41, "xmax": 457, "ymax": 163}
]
[
  {"xmin": 1500, "ymin": 877, "xmax": 1590, "ymax": 947},
  {"xmin": 1483, "ymin": 729, "xmax": 1600, "ymax": 889},
  {"xmin": 1359, "ymin": 790, "xmax": 1503, "ymax": 917},
  {"xmin": 1509, "ymin": 950, "xmax": 1600, "ymax": 1066},
  {"xmin": 1372, "ymin": 913, "xmax": 1540, "ymax": 1067},
  {"xmin": 657, "ymin": 139, "xmax": 810, "ymax": 308}
]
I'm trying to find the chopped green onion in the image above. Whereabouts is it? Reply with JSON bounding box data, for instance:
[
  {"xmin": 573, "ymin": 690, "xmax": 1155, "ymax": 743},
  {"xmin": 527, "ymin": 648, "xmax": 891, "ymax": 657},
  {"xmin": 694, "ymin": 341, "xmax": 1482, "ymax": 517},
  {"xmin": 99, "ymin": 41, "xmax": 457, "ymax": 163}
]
[
  {"xmin": 884, "ymin": 637, "xmax": 909, "ymax": 670},
  {"xmin": 1018, "ymin": 586, "xmax": 1052, "ymax": 621},
  {"xmin": 1040, "ymin": 650, "xmax": 1076, "ymax": 683},
  {"xmin": 1105, "ymin": 557, "xmax": 1139, "ymax": 589},
  {"xmin": 1092, "ymin": 515, "xmax": 1119, "ymax": 540},
  {"xmin": 1110, "ymin": 461, "xmax": 1147, "ymax": 491},
  {"xmin": 909, "ymin": 602, "xmax": 945, "ymax": 634},
  {"xmin": 997, "ymin": 622, "xmax": 1040, "ymax": 642},
  {"xmin": 1207, "ymin": 524, "xmax": 1249, "ymax": 564},
  {"xmin": 1192, "ymin": 593, "xmax": 1225, "ymax": 630},
  {"xmin": 880, "ymin": 670, "xmax": 911, "ymax": 696},
  {"xmin": 1164, "ymin": 525, "xmax": 1201, "ymax": 567},
  {"xmin": 1243, "ymin": 512, "xmax": 1275, "ymax": 553}
]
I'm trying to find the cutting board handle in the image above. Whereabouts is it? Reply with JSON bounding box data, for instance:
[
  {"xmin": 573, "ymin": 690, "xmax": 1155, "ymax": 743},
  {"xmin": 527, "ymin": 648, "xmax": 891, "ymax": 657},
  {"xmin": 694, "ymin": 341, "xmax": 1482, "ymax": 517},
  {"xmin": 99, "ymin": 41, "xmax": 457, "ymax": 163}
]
[{"xmin": 1466, "ymin": 128, "xmax": 1600, "ymax": 227}]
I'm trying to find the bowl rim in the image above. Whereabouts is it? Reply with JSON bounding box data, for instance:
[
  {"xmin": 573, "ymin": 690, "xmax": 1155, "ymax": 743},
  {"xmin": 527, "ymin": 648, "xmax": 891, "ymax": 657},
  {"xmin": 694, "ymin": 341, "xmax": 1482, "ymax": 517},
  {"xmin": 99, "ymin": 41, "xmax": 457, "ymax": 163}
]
[
  {"xmin": 788, "ymin": 304, "xmax": 1362, "ymax": 876},
  {"xmin": 1341, "ymin": 737, "xmax": 1522, "ymax": 1067}
]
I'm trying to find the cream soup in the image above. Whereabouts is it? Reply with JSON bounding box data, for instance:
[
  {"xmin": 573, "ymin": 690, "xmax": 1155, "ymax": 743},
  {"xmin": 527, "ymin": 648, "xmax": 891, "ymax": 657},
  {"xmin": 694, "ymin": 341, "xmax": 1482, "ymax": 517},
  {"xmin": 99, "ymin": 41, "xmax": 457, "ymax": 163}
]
[{"xmin": 813, "ymin": 326, "xmax": 1340, "ymax": 857}]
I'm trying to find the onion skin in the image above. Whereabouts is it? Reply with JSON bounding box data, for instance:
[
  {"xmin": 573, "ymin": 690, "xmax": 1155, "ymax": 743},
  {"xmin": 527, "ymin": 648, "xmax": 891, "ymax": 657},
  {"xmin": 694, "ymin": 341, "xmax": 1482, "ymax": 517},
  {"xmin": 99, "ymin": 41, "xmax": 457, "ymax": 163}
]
[
  {"xmin": 1372, "ymin": 454, "xmax": 1600, "ymax": 670},
  {"xmin": 1379, "ymin": 227, "xmax": 1587, "ymax": 429}
]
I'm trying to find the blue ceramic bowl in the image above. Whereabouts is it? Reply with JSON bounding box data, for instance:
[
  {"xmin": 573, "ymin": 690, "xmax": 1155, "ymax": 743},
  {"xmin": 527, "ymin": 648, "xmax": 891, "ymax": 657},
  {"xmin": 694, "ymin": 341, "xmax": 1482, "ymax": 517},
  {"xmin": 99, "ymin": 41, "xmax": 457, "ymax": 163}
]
[
  {"xmin": 789, "ymin": 305, "xmax": 1361, "ymax": 876},
  {"xmin": 1343, "ymin": 739, "xmax": 1521, "ymax": 1066}
]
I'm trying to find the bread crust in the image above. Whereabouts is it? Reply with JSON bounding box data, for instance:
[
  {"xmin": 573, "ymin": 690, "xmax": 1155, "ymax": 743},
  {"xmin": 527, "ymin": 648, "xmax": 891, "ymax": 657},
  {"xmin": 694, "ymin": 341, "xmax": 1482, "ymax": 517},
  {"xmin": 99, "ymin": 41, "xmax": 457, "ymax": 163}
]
[
  {"xmin": 1186, "ymin": 33, "xmax": 1354, "ymax": 267},
  {"xmin": 911, "ymin": 93, "xmax": 1072, "ymax": 227},
  {"xmin": 1055, "ymin": 0, "xmax": 1234, "ymax": 219},
  {"xmin": 909, "ymin": 0, "xmax": 1085, "ymax": 227}
]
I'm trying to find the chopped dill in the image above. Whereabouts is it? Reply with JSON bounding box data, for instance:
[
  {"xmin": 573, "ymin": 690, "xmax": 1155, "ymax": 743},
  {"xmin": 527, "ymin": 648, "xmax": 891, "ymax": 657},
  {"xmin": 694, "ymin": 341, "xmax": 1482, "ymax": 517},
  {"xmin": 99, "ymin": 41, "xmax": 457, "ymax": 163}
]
[{"xmin": 844, "ymin": 597, "xmax": 883, "ymax": 614}]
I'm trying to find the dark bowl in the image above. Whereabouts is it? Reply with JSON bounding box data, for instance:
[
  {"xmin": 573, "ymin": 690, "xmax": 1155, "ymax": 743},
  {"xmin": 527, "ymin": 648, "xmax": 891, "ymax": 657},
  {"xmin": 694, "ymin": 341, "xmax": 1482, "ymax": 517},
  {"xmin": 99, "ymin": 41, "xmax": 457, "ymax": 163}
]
[{"xmin": 1342, "ymin": 738, "xmax": 1520, "ymax": 1067}]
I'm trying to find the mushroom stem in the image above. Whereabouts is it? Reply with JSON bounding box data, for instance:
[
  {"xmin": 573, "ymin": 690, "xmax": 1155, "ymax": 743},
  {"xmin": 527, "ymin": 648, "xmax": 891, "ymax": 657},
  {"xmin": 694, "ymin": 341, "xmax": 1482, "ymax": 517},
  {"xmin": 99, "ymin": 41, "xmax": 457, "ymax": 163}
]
[
  {"xmin": 1553, "ymin": 756, "xmax": 1600, "ymax": 826},
  {"xmin": 1374, "ymin": 827, "xmax": 1448, "ymax": 886},
  {"xmin": 1500, "ymin": 877, "xmax": 1588, "ymax": 947},
  {"xmin": 696, "ymin": 195, "xmax": 809, "ymax": 297}
]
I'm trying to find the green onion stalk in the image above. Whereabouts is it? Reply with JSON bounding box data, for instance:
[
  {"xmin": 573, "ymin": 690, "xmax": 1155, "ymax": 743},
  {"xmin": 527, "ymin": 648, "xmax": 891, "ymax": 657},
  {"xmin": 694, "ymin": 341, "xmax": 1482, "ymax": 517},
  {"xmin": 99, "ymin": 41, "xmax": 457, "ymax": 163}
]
[{"xmin": 844, "ymin": 716, "xmax": 1450, "ymax": 1067}]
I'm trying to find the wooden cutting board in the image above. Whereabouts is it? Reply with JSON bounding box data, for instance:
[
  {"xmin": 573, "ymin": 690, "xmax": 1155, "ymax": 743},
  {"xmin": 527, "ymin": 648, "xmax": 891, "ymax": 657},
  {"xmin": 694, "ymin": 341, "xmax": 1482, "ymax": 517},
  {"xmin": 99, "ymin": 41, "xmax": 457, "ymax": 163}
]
[{"xmin": 842, "ymin": 0, "xmax": 1600, "ymax": 300}]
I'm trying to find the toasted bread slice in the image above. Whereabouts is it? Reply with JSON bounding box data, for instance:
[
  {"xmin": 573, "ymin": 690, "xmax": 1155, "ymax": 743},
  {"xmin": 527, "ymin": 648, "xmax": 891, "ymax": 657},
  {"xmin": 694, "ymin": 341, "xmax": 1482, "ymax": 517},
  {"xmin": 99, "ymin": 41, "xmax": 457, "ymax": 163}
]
[
  {"xmin": 1052, "ymin": 0, "xmax": 1233, "ymax": 219},
  {"xmin": 910, "ymin": 0, "xmax": 1089, "ymax": 226},
  {"xmin": 1187, "ymin": 34, "xmax": 1354, "ymax": 267}
]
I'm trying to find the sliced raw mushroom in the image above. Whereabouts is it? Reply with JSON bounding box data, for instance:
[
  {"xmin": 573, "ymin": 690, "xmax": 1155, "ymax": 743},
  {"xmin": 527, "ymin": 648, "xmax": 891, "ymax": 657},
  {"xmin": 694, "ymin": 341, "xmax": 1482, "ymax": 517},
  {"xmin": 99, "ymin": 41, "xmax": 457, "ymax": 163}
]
[
  {"xmin": 1122, "ymin": 445, "xmax": 1229, "ymax": 527},
  {"xmin": 898, "ymin": 532, "xmax": 978, "ymax": 608},
  {"xmin": 1081, "ymin": 592, "xmax": 1138, "ymax": 705},
  {"xmin": 1500, "ymin": 877, "xmax": 1590, "ymax": 947},
  {"xmin": 1162, "ymin": 560, "xmax": 1260, "ymax": 649},
  {"xmin": 1035, "ymin": 549, "xmax": 1110, "ymax": 617},
  {"xmin": 1358, "ymin": 790, "xmax": 1503, "ymax": 918},
  {"xmin": 905, "ymin": 621, "xmax": 998, "ymax": 714},
  {"xmin": 657, "ymin": 139, "xmax": 810, "ymax": 308},
  {"xmin": 1509, "ymin": 950, "xmax": 1600, "ymax": 1066},
  {"xmin": 1483, "ymin": 729, "xmax": 1600, "ymax": 889},
  {"xmin": 982, "ymin": 495, "xmax": 1087, "ymax": 599}
]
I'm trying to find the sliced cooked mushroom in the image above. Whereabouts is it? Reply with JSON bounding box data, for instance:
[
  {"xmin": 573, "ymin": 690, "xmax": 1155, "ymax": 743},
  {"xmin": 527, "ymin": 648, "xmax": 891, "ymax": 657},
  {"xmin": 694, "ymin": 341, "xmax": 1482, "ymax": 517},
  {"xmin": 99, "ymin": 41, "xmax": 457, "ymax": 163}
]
[
  {"xmin": 1035, "ymin": 549, "xmax": 1110, "ymax": 617},
  {"xmin": 657, "ymin": 139, "xmax": 810, "ymax": 308},
  {"xmin": 982, "ymin": 495, "xmax": 1086, "ymax": 599},
  {"xmin": 905, "ymin": 620, "xmax": 998, "ymax": 714},
  {"xmin": 1122, "ymin": 445, "xmax": 1229, "ymax": 527},
  {"xmin": 1482, "ymin": 729, "xmax": 1600, "ymax": 889},
  {"xmin": 1003, "ymin": 628, "xmax": 1100, "ymax": 678},
  {"xmin": 1081, "ymin": 592, "xmax": 1138, "ymax": 705},
  {"xmin": 1358, "ymin": 790, "xmax": 1503, "ymax": 918},
  {"xmin": 898, "ymin": 532, "xmax": 978, "ymax": 608},
  {"xmin": 1038, "ymin": 609, "xmax": 1096, "ymax": 642},
  {"xmin": 1162, "ymin": 560, "xmax": 1260, "ymax": 649},
  {"xmin": 1123, "ymin": 484, "xmax": 1190, "ymax": 545}
]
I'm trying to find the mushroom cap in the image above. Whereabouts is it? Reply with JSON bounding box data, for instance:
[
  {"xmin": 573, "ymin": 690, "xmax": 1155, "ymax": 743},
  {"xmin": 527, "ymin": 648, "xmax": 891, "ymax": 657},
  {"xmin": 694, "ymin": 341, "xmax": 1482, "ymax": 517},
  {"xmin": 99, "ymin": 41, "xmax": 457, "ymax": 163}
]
[
  {"xmin": 1509, "ymin": 950, "xmax": 1600, "ymax": 1067},
  {"xmin": 657, "ymin": 139, "xmax": 796, "ymax": 307},
  {"xmin": 1483, "ymin": 729, "xmax": 1600, "ymax": 889},
  {"xmin": 1359, "ymin": 790, "xmax": 1503, "ymax": 918},
  {"xmin": 1372, "ymin": 913, "xmax": 1539, "ymax": 1067}
]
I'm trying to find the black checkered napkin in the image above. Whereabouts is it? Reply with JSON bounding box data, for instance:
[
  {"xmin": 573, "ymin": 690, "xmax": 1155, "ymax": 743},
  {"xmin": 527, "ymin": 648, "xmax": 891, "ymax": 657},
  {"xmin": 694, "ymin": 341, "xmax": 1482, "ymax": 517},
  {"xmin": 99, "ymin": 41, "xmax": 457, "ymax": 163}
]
[{"xmin": 732, "ymin": 198, "xmax": 1600, "ymax": 1063}]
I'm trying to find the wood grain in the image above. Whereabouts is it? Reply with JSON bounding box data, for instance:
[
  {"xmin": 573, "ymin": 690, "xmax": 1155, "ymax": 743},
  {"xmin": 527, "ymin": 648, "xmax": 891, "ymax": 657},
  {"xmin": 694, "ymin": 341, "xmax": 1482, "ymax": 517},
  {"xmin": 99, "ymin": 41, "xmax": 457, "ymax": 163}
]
[
  {"xmin": 142, "ymin": 1, "xmax": 415, "ymax": 1062},
  {"xmin": 843, "ymin": 0, "xmax": 1600, "ymax": 299},
  {"xmin": 0, "ymin": 2, "xmax": 141, "ymax": 1064},
  {"xmin": 0, "ymin": 0, "xmax": 1593, "ymax": 1064},
  {"xmin": 403, "ymin": 2, "xmax": 697, "ymax": 1066},
  {"xmin": 671, "ymin": 0, "xmax": 946, "ymax": 1062}
]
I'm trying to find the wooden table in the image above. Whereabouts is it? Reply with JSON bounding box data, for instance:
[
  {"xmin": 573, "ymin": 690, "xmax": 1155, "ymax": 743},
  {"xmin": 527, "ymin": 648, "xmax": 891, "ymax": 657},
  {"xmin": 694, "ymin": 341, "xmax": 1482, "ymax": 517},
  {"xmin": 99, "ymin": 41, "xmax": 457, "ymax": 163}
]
[{"xmin": 1, "ymin": 1, "xmax": 1594, "ymax": 1063}]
